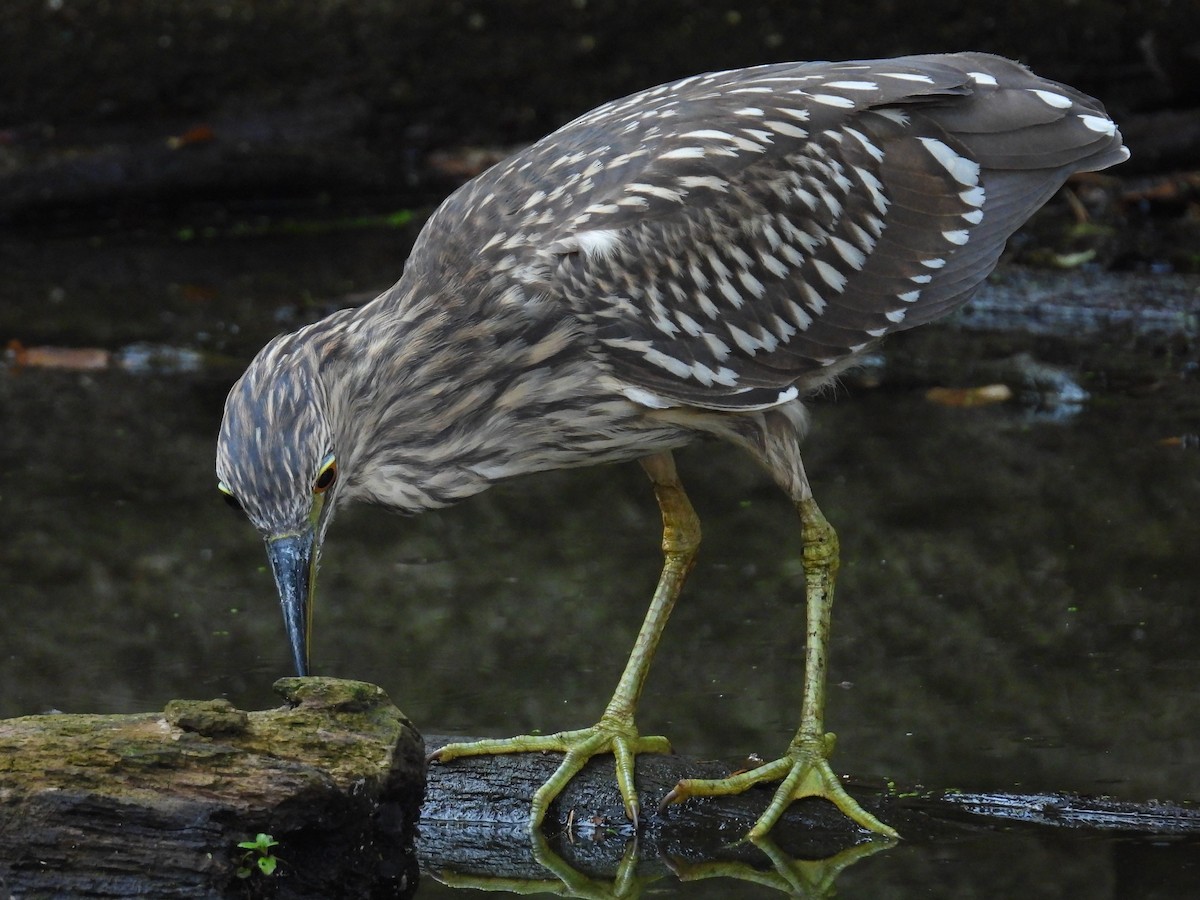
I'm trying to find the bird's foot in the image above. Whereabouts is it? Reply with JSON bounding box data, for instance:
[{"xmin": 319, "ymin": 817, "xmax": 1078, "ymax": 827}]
[
  {"xmin": 436, "ymin": 828, "xmax": 654, "ymax": 898},
  {"xmin": 668, "ymin": 835, "xmax": 894, "ymax": 898},
  {"xmin": 430, "ymin": 717, "xmax": 672, "ymax": 829},
  {"xmin": 661, "ymin": 731, "xmax": 898, "ymax": 840}
]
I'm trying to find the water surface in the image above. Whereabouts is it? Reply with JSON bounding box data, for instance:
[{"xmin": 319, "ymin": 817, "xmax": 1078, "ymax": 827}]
[{"xmin": 2, "ymin": 227, "xmax": 1198, "ymax": 897}]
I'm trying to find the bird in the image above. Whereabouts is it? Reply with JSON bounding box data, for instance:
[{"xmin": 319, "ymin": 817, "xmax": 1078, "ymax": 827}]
[{"xmin": 215, "ymin": 51, "xmax": 1127, "ymax": 840}]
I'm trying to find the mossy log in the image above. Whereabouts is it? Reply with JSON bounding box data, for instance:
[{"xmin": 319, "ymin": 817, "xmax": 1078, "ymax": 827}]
[{"xmin": 0, "ymin": 678, "xmax": 425, "ymax": 899}]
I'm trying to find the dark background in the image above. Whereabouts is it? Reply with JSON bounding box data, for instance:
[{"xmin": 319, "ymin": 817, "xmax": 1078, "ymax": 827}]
[{"xmin": 0, "ymin": 0, "xmax": 1197, "ymax": 227}]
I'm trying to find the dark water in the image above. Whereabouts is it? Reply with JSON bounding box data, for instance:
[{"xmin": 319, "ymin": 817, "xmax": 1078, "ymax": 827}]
[{"xmin": 3, "ymin": 227, "xmax": 1199, "ymax": 897}]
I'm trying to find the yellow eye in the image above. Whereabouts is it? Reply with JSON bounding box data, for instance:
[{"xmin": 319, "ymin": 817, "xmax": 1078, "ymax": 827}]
[
  {"xmin": 313, "ymin": 456, "xmax": 337, "ymax": 493},
  {"xmin": 218, "ymin": 481, "xmax": 243, "ymax": 513}
]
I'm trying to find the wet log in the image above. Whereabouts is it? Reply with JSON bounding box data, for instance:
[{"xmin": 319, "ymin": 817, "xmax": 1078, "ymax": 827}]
[
  {"xmin": 0, "ymin": 678, "xmax": 425, "ymax": 899},
  {"xmin": 421, "ymin": 735, "xmax": 1200, "ymax": 884},
  {"xmin": 424, "ymin": 734, "xmax": 1200, "ymax": 838}
]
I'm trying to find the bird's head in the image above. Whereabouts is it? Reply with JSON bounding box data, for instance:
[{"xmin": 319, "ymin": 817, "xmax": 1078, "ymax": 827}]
[{"xmin": 216, "ymin": 336, "xmax": 341, "ymax": 676}]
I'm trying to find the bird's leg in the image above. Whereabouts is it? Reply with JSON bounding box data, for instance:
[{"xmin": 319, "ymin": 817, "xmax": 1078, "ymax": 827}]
[
  {"xmin": 662, "ymin": 426, "xmax": 897, "ymax": 839},
  {"xmin": 431, "ymin": 450, "xmax": 697, "ymax": 829}
]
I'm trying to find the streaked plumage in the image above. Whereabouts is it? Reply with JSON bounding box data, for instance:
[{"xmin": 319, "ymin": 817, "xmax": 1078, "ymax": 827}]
[{"xmin": 217, "ymin": 52, "xmax": 1127, "ymax": 838}]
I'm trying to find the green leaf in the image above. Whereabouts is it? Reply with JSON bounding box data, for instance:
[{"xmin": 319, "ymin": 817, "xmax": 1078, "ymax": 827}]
[{"xmin": 258, "ymin": 855, "xmax": 278, "ymax": 876}]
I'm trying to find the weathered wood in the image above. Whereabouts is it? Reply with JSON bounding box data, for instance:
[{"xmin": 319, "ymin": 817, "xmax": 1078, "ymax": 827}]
[
  {"xmin": 424, "ymin": 733, "xmax": 1200, "ymax": 835},
  {"xmin": 421, "ymin": 734, "xmax": 1200, "ymax": 884},
  {"xmin": 0, "ymin": 678, "xmax": 424, "ymax": 899}
]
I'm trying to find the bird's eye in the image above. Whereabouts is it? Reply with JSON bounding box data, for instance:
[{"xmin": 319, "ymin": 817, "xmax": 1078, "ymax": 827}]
[
  {"xmin": 314, "ymin": 456, "xmax": 337, "ymax": 493},
  {"xmin": 218, "ymin": 481, "xmax": 243, "ymax": 514}
]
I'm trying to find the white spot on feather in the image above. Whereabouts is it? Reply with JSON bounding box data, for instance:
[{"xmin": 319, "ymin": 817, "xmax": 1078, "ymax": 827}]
[
  {"xmin": 843, "ymin": 126, "xmax": 884, "ymax": 162},
  {"xmin": 917, "ymin": 137, "xmax": 980, "ymax": 187},
  {"xmin": 800, "ymin": 280, "xmax": 827, "ymax": 313},
  {"xmin": 679, "ymin": 175, "xmax": 730, "ymax": 191},
  {"xmin": 873, "ymin": 108, "xmax": 909, "ymax": 126},
  {"xmin": 627, "ymin": 182, "xmax": 685, "ymax": 203},
  {"xmin": 810, "ymin": 93, "xmax": 856, "ymax": 108},
  {"xmin": 778, "ymin": 107, "xmax": 811, "ymax": 121},
  {"xmin": 690, "ymin": 361, "xmax": 740, "ymax": 387},
  {"xmin": 968, "ymin": 71, "xmax": 998, "ymax": 86},
  {"xmin": 575, "ymin": 229, "xmax": 623, "ymax": 259},
  {"xmin": 960, "ymin": 186, "xmax": 986, "ymax": 207},
  {"xmin": 824, "ymin": 80, "xmax": 878, "ymax": 91},
  {"xmin": 738, "ymin": 269, "xmax": 767, "ymax": 299},
  {"xmin": 854, "ymin": 166, "xmax": 889, "ymax": 214},
  {"xmin": 717, "ymin": 278, "xmax": 743, "ymax": 308},
  {"xmin": 813, "ymin": 259, "xmax": 846, "ymax": 292},
  {"xmin": 877, "ymin": 72, "xmax": 935, "ymax": 84},
  {"xmin": 674, "ymin": 310, "xmax": 704, "ymax": 336},
  {"xmin": 793, "ymin": 186, "xmax": 819, "ymax": 210},
  {"xmin": 817, "ymin": 186, "xmax": 843, "ymax": 218},
  {"xmin": 682, "ymin": 128, "xmax": 736, "ymax": 141},
  {"xmin": 759, "ymin": 250, "xmax": 790, "ymax": 279},
  {"xmin": 702, "ymin": 331, "xmax": 732, "ymax": 359},
  {"xmin": 642, "ymin": 347, "xmax": 694, "ymax": 379},
  {"xmin": 683, "ymin": 128, "xmax": 767, "ymax": 153},
  {"xmin": 765, "ymin": 120, "xmax": 809, "ymax": 139},
  {"xmin": 786, "ymin": 300, "xmax": 813, "ymax": 330},
  {"xmin": 728, "ymin": 323, "xmax": 766, "ymax": 355},
  {"xmin": 771, "ymin": 314, "xmax": 797, "ymax": 340},
  {"xmin": 1079, "ymin": 114, "xmax": 1117, "ymax": 136},
  {"xmin": 830, "ymin": 236, "xmax": 866, "ymax": 270},
  {"xmin": 621, "ymin": 385, "xmax": 674, "ymax": 409},
  {"xmin": 1029, "ymin": 89, "xmax": 1073, "ymax": 109},
  {"xmin": 659, "ymin": 146, "xmax": 707, "ymax": 160}
]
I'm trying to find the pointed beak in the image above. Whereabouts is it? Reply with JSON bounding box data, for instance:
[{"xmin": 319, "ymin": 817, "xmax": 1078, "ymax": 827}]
[{"xmin": 266, "ymin": 530, "xmax": 317, "ymax": 676}]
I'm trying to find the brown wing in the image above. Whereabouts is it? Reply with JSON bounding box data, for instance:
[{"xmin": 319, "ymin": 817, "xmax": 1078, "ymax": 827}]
[{"xmin": 423, "ymin": 53, "xmax": 1127, "ymax": 411}]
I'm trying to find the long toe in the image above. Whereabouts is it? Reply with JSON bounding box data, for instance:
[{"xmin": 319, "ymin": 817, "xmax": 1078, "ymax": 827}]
[
  {"xmin": 748, "ymin": 750, "xmax": 898, "ymax": 840},
  {"xmin": 432, "ymin": 724, "xmax": 672, "ymax": 830},
  {"xmin": 662, "ymin": 741, "xmax": 897, "ymax": 840}
]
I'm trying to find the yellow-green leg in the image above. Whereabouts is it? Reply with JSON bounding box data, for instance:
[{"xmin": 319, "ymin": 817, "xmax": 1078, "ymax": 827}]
[
  {"xmin": 662, "ymin": 496, "xmax": 898, "ymax": 840},
  {"xmin": 431, "ymin": 451, "xmax": 699, "ymax": 827}
]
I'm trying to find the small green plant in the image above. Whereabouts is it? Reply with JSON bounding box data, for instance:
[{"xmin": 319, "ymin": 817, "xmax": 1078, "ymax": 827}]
[{"xmin": 236, "ymin": 832, "xmax": 282, "ymax": 879}]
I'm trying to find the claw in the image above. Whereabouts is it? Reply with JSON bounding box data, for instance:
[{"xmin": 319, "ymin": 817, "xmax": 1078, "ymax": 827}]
[
  {"xmin": 662, "ymin": 739, "xmax": 899, "ymax": 840},
  {"xmin": 433, "ymin": 725, "xmax": 671, "ymax": 830}
]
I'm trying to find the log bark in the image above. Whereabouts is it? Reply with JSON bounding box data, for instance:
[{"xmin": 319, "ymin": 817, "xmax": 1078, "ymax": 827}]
[
  {"xmin": 0, "ymin": 678, "xmax": 425, "ymax": 899},
  {"xmin": 421, "ymin": 735, "xmax": 1200, "ymax": 882}
]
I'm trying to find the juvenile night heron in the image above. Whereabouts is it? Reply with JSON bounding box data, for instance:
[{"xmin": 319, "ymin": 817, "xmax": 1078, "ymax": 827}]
[{"xmin": 217, "ymin": 52, "xmax": 1127, "ymax": 839}]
